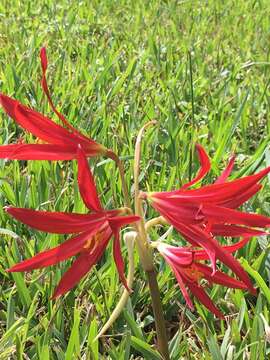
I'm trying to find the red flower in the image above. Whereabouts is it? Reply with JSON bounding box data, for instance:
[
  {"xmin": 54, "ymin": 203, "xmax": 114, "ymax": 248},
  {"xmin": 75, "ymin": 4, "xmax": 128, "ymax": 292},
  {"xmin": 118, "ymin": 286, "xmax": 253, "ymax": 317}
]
[
  {"xmin": 0, "ymin": 48, "xmax": 106, "ymax": 160},
  {"xmin": 157, "ymin": 237, "xmax": 254, "ymax": 318},
  {"xmin": 6, "ymin": 146, "xmax": 139, "ymax": 298},
  {"xmin": 143, "ymin": 145, "xmax": 270, "ymax": 291}
]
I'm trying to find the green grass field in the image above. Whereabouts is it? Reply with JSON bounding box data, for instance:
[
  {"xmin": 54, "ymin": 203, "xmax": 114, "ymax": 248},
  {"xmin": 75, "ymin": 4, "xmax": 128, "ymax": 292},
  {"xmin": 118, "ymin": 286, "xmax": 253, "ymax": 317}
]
[{"xmin": 0, "ymin": 0, "xmax": 270, "ymax": 358}]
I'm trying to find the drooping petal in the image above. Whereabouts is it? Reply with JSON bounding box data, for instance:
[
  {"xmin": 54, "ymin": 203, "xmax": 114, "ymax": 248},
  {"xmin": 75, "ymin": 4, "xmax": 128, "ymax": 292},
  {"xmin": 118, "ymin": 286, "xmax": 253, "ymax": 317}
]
[
  {"xmin": 5, "ymin": 206, "xmax": 107, "ymax": 234},
  {"xmin": 162, "ymin": 211, "xmax": 217, "ymax": 272},
  {"xmin": 157, "ymin": 243, "xmax": 193, "ymax": 267},
  {"xmin": 215, "ymin": 155, "xmax": 236, "ymax": 184},
  {"xmin": 112, "ymin": 228, "xmax": 129, "ymax": 291},
  {"xmin": 0, "ymin": 94, "xmax": 75, "ymax": 145},
  {"xmin": 51, "ymin": 253, "xmax": 95, "ymax": 298},
  {"xmin": 77, "ymin": 145, "xmax": 102, "ymax": 212},
  {"xmin": 52, "ymin": 228, "xmax": 112, "ymax": 298},
  {"xmin": 181, "ymin": 144, "xmax": 211, "ymax": 190},
  {"xmin": 194, "ymin": 237, "xmax": 251, "ymax": 261},
  {"xmin": 162, "ymin": 213, "xmax": 254, "ymax": 291},
  {"xmin": 185, "ymin": 280, "xmax": 224, "ymax": 318},
  {"xmin": 7, "ymin": 228, "xmax": 100, "ymax": 272},
  {"xmin": 163, "ymin": 255, "xmax": 194, "ymax": 309},
  {"xmin": 194, "ymin": 263, "xmax": 250, "ymax": 290}
]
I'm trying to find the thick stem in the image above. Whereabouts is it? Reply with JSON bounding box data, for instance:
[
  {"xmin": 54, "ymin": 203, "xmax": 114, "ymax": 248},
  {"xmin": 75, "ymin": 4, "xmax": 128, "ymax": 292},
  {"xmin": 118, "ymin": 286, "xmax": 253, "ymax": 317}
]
[
  {"xmin": 147, "ymin": 270, "xmax": 170, "ymax": 360},
  {"xmin": 134, "ymin": 121, "xmax": 170, "ymax": 359},
  {"xmin": 134, "ymin": 121, "xmax": 157, "ymax": 271}
]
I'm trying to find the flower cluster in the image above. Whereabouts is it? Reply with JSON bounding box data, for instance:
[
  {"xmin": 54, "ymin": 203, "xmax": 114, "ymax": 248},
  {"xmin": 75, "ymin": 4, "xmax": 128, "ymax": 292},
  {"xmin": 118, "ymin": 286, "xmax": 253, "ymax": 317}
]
[
  {"xmin": 143, "ymin": 145, "xmax": 270, "ymax": 316},
  {"xmin": 1, "ymin": 48, "xmax": 269, "ymax": 321},
  {"xmin": 1, "ymin": 48, "xmax": 139, "ymax": 297}
]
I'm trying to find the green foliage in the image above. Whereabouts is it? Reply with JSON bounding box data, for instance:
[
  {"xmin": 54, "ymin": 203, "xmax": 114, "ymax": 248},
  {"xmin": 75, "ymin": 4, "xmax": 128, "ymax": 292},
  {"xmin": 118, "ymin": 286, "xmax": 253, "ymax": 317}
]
[{"xmin": 0, "ymin": 0, "xmax": 270, "ymax": 358}]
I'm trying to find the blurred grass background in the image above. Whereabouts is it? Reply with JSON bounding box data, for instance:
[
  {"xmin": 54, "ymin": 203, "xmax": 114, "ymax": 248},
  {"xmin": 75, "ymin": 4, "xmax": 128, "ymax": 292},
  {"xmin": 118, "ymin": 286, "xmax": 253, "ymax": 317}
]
[{"xmin": 0, "ymin": 0, "xmax": 270, "ymax": 358}]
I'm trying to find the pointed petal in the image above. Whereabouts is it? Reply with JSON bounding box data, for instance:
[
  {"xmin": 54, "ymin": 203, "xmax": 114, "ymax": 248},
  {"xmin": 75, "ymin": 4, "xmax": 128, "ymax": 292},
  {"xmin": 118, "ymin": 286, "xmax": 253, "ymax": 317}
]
[
  {"xmin": 210, "ymin": 224, "xmax": 266, "ymax": 237},
  {"xmin": 52, "ymin": 253, "xmax": 95, "ymax": 298},
  {"xmin": 150, "ymin": 198, "xmax": 202, "ymax": 225},
  {"xmin": 7, "ymin": 229, "xmax": 99, "ymax": 272},
  {"xmin": 112, "ymin": 228, "xmax": 129, "ymax": 291},
  {"xmin": 157, "ymin": 243, "xmax": 193, "ymax": 267},
  {"xmin": 0, "ymin": 143, "xmax": 103, "ymax": 161},
  {"xmin": 181, "ymin": 144, "xmax": 211, "ymax": 190},
  {"xmin": 40, "ymin": 47, "xmax": 80, "ymax": 134},
  {"xmin": 161, "ymin": 213, "xmax": 254, "ymax": 291},
  {"xmin": 77, "ymin": 145, "xmax": 102, "ymax": 212},
  {"xmin": 0, "ymin": 94, "xmax": 75, "ymax": 145},
  {"xmin": 52, "ymin": 228, "xmax": 112, "ymax": 298},
  {"xmin": 215, "ymin": 155, "xmax": 235, "ymax": 184},
  {"xmin": 202, "ymin": 204, "xmax": 270, "ymax": 228},
  {"xmin": 5, "ymin": 206, "xmax": 107, "ymax": 234},
  {"xmin": 168, "ymin": 213, "xmax": 217, "ymax": 271},
  {"xmin": 39, "ymin": 49, "xmax": 106, "ymax": 153},
  {"xmin": 185, "ymin": 280, "xmax": 224, "ymax": 318},
  {"xmin": 0, "ymin": 143, "xmax": 78, "ymax": 160},
  {"xmin": 157, "ymin": 166, "xmax": 270, "ymax": 205},
  {"xmin": 194, "ymin": 237, "xmax": 251, "ymax": 261},
  {"xmin": 194, "ymin": 263, "xmax": 250, "ymax": 290},
  {"xmin": 221, "ymin": 184, "xmax": 262, "ymax": 208},
  {"xmin": 108, "ymin": 215, "xmax": 140, "ymax": 228},
  {"xmin": 163, "ymin": 255, "xmax": 194, "ymax": 309}
]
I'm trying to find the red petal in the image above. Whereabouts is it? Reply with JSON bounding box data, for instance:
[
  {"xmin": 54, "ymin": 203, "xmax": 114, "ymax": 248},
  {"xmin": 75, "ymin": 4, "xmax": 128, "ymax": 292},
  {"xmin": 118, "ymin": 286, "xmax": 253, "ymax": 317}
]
[
  {"xmin": 40, "ymin": 47, "xmax": 90, "ymax": 140},
  {"xmin": 5, "ymin": 206, "xmax": 107, "ymax": 234},
  {"xmin": 210, "ymin": 224, "xmax": 266, "ymax": 237},
  {"xmin": 156, "ymin": 166, "xmax": 270, "ymax": 205},
  {"xmin": 157, "ymin": 243, "xmax": 193, "ymax": 267},
  {"xmin": 181, "ymin": 144, "xmax": 211, "ymax": 190},
  {"xmin": 112, "ymin": 228, "xmax": 129, "ymax": 291},
  {"xmin": 7, "ymin": 229, "xmax": 99, "ymax": 272},
  {"xmin": 185, "ymin": 280, "xmax": 224, "ymax": 318},
  {"xmin": 0, "ymin": 143, "xmax": 102, "ymax": 161},
  {"xmin": 161, "ymin": 213, "xmax": 254, "ymax": 291},
  {"xmin": 194, "ymin": 263, "xmax": 250, "ymax": 290},
  {"xmin": 0, "ymin": 94, "xmax": 75, "ymax": 145},
  {"xmin": 163, "ymin": 255, "xmax": 194, "ymax": 309},
  {"xmin": 52, "ymin": 253, "xmax": 96, "ymax": 298},
  {"xmin": 215, "ymin": 155, "xmax": 235, "ymax": 184},
  {"xmin": 202, "ymin": 204, "xmax": 270, "ymax": 228},
  {"xmin": 77, "ymin": 145, "xmax": 102, "ymax": 212},
  {"xmin": 0, "ymin": 143, "xmax": 75, "ymax": 160},
  {"xmin": 108, "ymin": 215, "xmax": 140, "ymax": 228},
  {"xmin": 221, "ymin": 184, "xmax": 262, "ymax": 209},
  {"xmin": 0, "ymin": 94, "xmax": 103, "ymax": 155},
  {"xmin": 194, "ymin": 237, "xmax": 251, "ymax": 261},
  {"xmin": 150, "ymin": 199, "xmax": 202, "ymax": 225},
  {"xmin": 52, "ymin": 228, "xmax": 112, "ymax": 298}
]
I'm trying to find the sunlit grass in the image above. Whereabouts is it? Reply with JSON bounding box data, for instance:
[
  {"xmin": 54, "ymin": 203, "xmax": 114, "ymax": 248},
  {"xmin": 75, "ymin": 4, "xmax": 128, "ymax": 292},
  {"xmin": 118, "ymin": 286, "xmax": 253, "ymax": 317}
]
[{"xmin": 0, "ymin": 0, "xmax": 270, "ymax": 358}]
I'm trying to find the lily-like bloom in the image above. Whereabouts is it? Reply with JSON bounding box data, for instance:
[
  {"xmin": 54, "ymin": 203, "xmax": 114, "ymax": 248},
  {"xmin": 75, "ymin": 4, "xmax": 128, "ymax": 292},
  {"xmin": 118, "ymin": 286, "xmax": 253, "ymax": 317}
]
[
  {"xmin": 0, "ymin": 48, "xmax": 106, "ymax": 160},
  {"xmin": 157, "ymin": 237, "xmax": 254, "ymax": 318},
  {"xmin": 6, "ymin": 146, "xmax": 140, "ymax": 298},
  {"xmin": 142, "ymin": 145, "xmax": 270, "ymax": 291}
]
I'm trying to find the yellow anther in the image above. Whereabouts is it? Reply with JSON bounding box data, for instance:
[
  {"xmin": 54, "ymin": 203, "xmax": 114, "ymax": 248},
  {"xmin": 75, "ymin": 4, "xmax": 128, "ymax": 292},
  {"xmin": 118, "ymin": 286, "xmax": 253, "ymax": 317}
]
[
  {"xmin": 83, "ymin": 232, "xmax": 103, "ymax": 250},
  {"xmin": 184, "ymin": 266, "xmax": 203, "ymax": 282}
]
